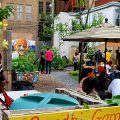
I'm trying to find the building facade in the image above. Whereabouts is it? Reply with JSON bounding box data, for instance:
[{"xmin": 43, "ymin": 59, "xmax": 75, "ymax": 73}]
[
  {"xmin": 1, "ymin": 0, "xmax": 39, "ymax": 46},
  {"xmin": 54, "ymin": 2, "xmax": 120, "ymax": 59},
  {"xmin": 39, "ymin": 0, "xmax": 66, "ymax": 15}
]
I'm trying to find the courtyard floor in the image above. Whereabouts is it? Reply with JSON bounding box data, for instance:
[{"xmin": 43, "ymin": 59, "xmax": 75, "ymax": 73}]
[{"xmin": 33, "ymin": 67, "xmax": 79, "ymax": 92}]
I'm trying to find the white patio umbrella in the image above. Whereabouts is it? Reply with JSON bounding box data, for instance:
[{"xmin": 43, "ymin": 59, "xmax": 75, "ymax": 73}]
[{"xmin": 63, "ymin": 26, "xmax": 120, "ymax": 42}]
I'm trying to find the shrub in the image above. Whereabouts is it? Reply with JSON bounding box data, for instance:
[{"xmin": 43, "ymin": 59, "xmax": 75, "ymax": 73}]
[
  {"xmin": 51, "ymin": 47, "xmax": 68, "ymax": 70},
  {"xmin": 12, "ymin": 50, "xmax": 37, "ymax": 72},
  {"xmin": 69, "ymin": 70, "xmax": 79, "ymax": 76}
]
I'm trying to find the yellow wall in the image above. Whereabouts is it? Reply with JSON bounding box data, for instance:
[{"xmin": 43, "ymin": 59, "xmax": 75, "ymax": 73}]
[{"xmin": 6, "ymin": 106, "xmax": 120, "ymax": 120}]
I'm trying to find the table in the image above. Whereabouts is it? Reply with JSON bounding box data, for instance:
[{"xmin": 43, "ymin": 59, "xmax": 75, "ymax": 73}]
[{"xmin": 7, "ymin": 90, "xmax": 40, "ymax": 100}]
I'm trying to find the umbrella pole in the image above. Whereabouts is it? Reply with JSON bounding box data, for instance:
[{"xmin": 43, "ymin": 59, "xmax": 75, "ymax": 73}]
[
  {"xmin": 104, "ymin": 39, "xmax": 107, "ymax": 77},
  {"xmin": 79, "ymin": 42, "xmax": 84, "ymax": 83}
]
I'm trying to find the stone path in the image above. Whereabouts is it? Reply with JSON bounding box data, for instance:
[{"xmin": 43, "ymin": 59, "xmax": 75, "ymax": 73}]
[
  {"xmin": 51, "ymin": 69, "xmax": 78, "ymax": 90},
  {"xmin": 33, "ymin": 67, "xmax": 79, "ymax": 92}
]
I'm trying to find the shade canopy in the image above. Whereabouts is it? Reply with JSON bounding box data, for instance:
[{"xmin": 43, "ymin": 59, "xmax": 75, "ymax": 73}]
[{"xmin": 63, "ymin": 26, "xmax": 120, "ymax": 42}]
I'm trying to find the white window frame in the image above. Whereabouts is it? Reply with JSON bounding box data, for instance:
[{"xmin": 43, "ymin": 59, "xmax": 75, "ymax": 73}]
[
  {"xmin": 25, "ymin": 5, "xmax": 32, "ymax": 21},
  {"xmin": 17, "ymin": 4, "xmax": 23, "ymax": 20}
]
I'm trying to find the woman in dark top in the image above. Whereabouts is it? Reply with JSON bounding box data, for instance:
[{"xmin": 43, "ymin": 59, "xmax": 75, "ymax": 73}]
[{"xmin": 40, "ymin": 51, "xmax": 45, "ymax": 74}]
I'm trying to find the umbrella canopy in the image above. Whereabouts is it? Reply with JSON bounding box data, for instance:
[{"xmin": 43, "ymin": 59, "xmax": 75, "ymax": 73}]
[
  {"xmin": 63, "ymin": 26, "xmax": 120, "ymax": 42},
  {"xmin": 91, "ymin": 27, "xmax": 120, "ymax": 42}
]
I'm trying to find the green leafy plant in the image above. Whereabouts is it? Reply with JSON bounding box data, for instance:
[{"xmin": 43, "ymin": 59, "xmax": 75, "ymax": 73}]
[
  {"xmin": 69, "ymin": 70, "xmax": 79, "ymax": 81},
  {"xmin": 12, "ymin": 50, "xmax": 37, "ymax": 72},
  {"xmin": 69, "ymin": 70, "xmax": 79, "ymax": 75},
  {"xmin": 83, "ymin": 103, "xmax": 90, "ymax": 109},
  {"xmin": 51, "ymin": 47, "xmax": 68, "ymax": 70},
  {"xmin": 106, "ymin": 95, "xmax": 120, "ymax": 106},
  {"xmin": 86, "ymin": 44, "xmax": 96, "ymax": 60},
  {"xmin": 90, "ymin": 13, "xmax": 105, "ymax": 28},
  {"xmin": 0, "ymin": 5, "xmax": 13, "ymax": 21}
]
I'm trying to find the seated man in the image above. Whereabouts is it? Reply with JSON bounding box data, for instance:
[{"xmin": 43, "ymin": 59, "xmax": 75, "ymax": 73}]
[{"xmin": 106, "ymin": 61, "xmax": 115, "ymax": 80}]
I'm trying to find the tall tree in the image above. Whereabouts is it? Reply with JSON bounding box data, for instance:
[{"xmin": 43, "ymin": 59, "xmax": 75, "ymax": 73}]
[{"xmin": 77, "ymin": 0, "xmax": 95, "ymax": 29}]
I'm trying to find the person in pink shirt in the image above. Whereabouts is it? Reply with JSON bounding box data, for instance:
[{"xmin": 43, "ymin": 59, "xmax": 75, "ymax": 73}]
[{"xmin": 45, "ymin": 48, "xmax": 53, "ymax": 74}]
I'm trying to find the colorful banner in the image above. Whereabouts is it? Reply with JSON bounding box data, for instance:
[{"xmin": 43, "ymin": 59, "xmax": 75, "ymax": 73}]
[{"xmin": 6, "ymin": 106, "xmax": 120, "ymax": 120}]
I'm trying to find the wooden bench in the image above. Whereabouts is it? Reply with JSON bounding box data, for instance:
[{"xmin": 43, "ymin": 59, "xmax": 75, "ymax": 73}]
[{"xmin": 55, "ymin": 88, "xmax": 107, "ymax": 105}]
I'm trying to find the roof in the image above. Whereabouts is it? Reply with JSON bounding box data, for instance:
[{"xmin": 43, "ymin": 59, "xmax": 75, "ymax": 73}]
[{"xmin": 68, "ymin": 1, "xmax": 120, "ymax": 16}]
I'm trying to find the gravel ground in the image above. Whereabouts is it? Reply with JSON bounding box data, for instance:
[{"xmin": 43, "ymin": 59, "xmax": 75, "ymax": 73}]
[
  {"xmin": 33, "ymin": 67, "xmax": 79, "ymax": 92},
  {"xmin": 51, "ymin": 70, "xmax": 78, "ymax": 90}
]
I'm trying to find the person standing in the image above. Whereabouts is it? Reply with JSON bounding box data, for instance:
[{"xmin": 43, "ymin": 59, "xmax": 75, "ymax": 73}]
[
  {"xmin": 73, "ymin": 52, "xmax": 79, "ymax": 71},
  {"xmin": 95, "ymin": 49, "xmax": 103, "ymax": 66},
  {"xmin": 105, "ymin": 49, "xmax": 111, "ymax": 62},
  {"xmin": 40, "ymin": 51, "xmax": 45, "ymax": 74},
  {"xmin": 45, "ymin": 48, "xmax": 53, "ymax": 74}
]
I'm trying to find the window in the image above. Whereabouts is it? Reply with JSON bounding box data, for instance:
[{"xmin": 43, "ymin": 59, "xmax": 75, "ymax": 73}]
[
  {"xmin": 116, "ymin": 14, "xmax": 120, "ymax": 26},
  {"xmin": 25, "ymin": 5, "xmax": 32, "ymax": 21},
  {"xmin": 17, "ymin": 4, "xmax": 23, "ymax": 20},
  {"xmin": 7, "ymin": 3, "xmax": 14, "ymax": 20},
  {"xmin": 46, "ymin": 2, "xmax": 50, "ymax": 13},
  {"xmin": 39, "ymin": 2, "xmax": 43, "ymax": 14}
]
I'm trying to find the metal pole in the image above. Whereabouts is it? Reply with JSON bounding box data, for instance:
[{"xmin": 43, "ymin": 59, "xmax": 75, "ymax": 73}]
[
  {"xmin": 51, "ymin": 0, "xmax": 54, "ymax": 46},
  {"xmin": 79, "ymin": 42, "xmax": 84, "ymax": 83},
  {"xmin": 104, "ymin": 39, "xmax": 107, "ymax": 77}
]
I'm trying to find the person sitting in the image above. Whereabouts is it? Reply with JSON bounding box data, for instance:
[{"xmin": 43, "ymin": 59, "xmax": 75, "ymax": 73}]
[
  {"xmin": 95, "ymin": 66, "xmax": 112, "ymax": 99},
  {"xmin": 108, "ymin": 78, "xmax": 120, "ymax": 96},
  {"xmin": 106, "ymin": 61, "xmax": 115, "ymax": 80},
  {"xmin": 0, "ymin": 74, "xmax": 13, "ymax": 109},
  {"xmin": 82, "ymin": 77, "xmax": 99, "ymax": 97},
  {"xmin": 77, "ymin": 68, "xmax": 95, "ymax": 94}
]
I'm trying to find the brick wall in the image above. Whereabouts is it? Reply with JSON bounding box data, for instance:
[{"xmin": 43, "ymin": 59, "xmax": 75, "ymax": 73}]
[
  {"xmin": 2, "ymin": 0, "xmax": 39, "ymax": 41},
  {"xmin": 95, "ymin": 0, "xmax": 120, "ymax": 7}
]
